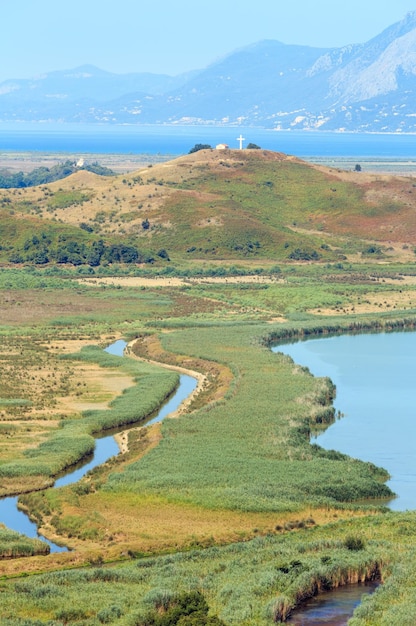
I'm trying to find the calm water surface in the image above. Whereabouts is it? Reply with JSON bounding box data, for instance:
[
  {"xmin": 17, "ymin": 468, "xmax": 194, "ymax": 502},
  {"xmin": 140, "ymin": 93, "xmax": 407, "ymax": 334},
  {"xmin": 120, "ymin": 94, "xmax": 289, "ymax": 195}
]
[
  {"xmin": 2, "ymin": 122, "xmax": 416, "ymax": 158},
  {"xmin": 288, "ymin": 582, "xmax": 379, "ymax": 625},
  {"xmin": 0, "ymin": 340, "xmax": 197, "ymax": 552},
  {"xmin": 273, "ymin": 331, "xmax": 416, "ymax": 510}
]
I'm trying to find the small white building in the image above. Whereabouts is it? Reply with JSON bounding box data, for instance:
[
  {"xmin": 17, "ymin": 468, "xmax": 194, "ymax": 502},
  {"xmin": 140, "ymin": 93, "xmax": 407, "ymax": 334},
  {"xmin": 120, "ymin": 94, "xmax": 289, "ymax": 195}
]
[{"xmin": 216, "ymin": 143, "xmax": 229, "ymax": 150}]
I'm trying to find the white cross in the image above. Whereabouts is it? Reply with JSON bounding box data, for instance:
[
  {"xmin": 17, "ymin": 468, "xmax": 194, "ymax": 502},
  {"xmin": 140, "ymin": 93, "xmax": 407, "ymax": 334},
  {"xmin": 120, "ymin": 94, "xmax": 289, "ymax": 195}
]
[{"xmin": 236, "ymin": 134, "xmax": 245, "ymax": 150}]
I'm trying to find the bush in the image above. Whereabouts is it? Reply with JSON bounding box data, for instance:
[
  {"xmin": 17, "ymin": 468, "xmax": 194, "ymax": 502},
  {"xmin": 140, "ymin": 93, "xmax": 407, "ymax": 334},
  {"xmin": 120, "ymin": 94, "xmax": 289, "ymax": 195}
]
[
  {"xmin": 288, "ymin": 248, "xmax": 321, "ymax": 261},
  {"xmin": 142, "ymin": 590, "xmax": 225, "ymax": 625},
  {"xmin": 97, "ymin": 605, "xmax": 123, "ymax": 623},
  {"xmin": 188, "ymin": 144, "xmax": 212, "ymax": 154},
  {"xmin": 344, "ymin": 535, "xmax": 365, "ymax": 551}
]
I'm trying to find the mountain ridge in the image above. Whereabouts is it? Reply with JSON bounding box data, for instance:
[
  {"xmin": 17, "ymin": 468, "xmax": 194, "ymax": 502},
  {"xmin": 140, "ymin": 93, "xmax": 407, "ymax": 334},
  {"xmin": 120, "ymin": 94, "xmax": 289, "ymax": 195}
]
[{"xmin": 3, "ymin": 12, "xmax": 416, "ymax": 131}]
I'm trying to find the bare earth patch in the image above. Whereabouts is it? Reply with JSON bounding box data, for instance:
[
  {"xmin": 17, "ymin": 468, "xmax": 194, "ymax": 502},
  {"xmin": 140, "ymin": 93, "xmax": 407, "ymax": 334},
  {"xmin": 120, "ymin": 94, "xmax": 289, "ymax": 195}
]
[
  {"xmin": 311, "ymin": 288, "xmax": 416, "ymax": 316},
  {"xmin": 78, "ymin": 275, "xmax": 285, "ymax": 288}
]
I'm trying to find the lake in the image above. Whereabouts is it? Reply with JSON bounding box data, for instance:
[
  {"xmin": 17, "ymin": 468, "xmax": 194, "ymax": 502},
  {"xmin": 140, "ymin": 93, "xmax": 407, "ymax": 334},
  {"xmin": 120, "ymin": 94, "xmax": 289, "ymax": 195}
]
[
  {"xmin": 2, "ymin": 122, "xmax": 416, "ymax": 159},
  {"xmin": 273, "ymin": 331, "xmax": 416, "ymax": 511}
]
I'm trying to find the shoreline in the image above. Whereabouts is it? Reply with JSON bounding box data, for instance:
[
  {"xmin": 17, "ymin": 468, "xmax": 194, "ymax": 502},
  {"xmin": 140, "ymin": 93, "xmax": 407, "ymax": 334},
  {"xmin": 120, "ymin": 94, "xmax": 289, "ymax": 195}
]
[
  {"xmin": 0, "ymin": 152, "xmax": 174, "ymax": 174},
  {"xmin": 1, "ymin": 151, "xmax": 416, "ymax": 175}
]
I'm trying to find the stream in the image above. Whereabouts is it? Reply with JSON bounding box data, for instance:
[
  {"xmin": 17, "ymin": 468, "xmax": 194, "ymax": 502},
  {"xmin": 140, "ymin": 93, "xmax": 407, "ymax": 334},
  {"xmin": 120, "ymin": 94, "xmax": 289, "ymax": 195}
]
[
  {"xmin": 1, "ymin": 336, "xmax": 383, "ymax": 623},
  {"xmin": 0, "ymin": 340, "xmax": 197, "ymax": 553},
  {"xmin": 287, "ymin": 582, "xmax": 379, "ymax": 625}
]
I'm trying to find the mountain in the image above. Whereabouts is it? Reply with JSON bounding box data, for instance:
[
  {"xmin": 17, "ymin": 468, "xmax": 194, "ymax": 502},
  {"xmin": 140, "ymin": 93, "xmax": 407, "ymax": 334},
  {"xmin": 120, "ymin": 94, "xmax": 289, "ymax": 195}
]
[
  {"xmin": 0, "ymin": 65, "xmax": 199, "ymax": 122},
  {"xmin": 3, "ymin": 12, "xmax": 416, "ymax": 131}
]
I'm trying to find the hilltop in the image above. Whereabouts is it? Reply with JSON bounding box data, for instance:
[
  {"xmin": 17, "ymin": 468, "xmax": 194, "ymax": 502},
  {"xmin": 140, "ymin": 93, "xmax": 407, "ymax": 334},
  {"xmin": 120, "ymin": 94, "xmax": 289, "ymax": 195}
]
[{"xmin": 2, "ymin": 148, "xmax": 416, "ymax": 268}]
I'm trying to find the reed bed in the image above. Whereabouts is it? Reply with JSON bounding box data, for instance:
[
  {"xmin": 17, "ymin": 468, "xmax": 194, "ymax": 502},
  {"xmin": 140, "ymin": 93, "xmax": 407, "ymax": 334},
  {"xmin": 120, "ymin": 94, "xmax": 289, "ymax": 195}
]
[
  {"xmin": 104, "ymin": 323, "xmax": 391, "ymax": 511},
  {"xmin": 0, "ymin": 528, "xmax": 49, "ymax": 559},
  {"xmin": 0, "ymin": 512, "xmax": 402, "ymax": 625}
]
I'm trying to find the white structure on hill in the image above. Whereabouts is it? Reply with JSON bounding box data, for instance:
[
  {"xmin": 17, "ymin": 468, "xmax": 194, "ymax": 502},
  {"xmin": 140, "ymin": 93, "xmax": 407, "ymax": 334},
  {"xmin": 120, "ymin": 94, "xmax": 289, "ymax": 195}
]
[{"xmin": 236, "ymin": 134, "xmax": 245, "ymax": 149}]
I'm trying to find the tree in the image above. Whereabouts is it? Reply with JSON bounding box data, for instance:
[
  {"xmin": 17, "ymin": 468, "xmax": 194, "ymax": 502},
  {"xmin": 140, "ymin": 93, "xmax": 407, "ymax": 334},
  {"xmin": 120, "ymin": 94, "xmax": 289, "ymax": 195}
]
[
  {"xmin": 247, "ymin": 143, "xmax": 261, "ymax": 149},
  {"xmin": 354, "ymin": 163, "xmax": 362, "ymax": 172},
  {"xmin": 188, "ymin": 144, "xmax": 212, "ymax": 154}
]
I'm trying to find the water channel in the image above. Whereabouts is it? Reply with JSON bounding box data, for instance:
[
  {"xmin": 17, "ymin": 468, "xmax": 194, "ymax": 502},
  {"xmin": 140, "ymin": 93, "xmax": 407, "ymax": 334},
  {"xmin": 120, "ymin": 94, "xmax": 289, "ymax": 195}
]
[
  {"xmin": 287, "ymin": 582, "xmax": 379, "ymax": 625},
  {"xmin": 0, "ymin": 340, "xmax": 197, "ymax": 553},
  {"xmin": 272, "ymin": 330, "xmax": 416, "ymax": 623},
  {"xmin": 273, "ymin": 330, "xmax": 416, "ymax": 511},
  {"xmin": 1, "ymin": 333, "xmax": 397, "ymax": 622}
]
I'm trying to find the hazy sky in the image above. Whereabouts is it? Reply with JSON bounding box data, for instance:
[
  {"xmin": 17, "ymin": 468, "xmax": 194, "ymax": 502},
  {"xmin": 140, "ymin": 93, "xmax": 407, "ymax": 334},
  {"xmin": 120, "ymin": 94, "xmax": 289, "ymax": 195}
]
[{"xmin": 2, "ymin": 1, "xmax": 416, "ymax": 82}]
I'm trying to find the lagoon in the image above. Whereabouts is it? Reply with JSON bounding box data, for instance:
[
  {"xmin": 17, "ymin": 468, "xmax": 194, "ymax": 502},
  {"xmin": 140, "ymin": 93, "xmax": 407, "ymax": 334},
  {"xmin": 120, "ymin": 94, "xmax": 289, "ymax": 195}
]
[{"xmin": 273, "ymin": 331, "xmax": 416, "ymax": 511}]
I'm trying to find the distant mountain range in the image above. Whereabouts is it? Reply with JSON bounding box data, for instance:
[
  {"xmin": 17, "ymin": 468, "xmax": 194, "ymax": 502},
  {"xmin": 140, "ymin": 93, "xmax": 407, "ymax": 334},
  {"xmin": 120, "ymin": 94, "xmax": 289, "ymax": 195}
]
[{"xmin": 3, "ymin": 12, "xmax": 416, "ymax": 132}]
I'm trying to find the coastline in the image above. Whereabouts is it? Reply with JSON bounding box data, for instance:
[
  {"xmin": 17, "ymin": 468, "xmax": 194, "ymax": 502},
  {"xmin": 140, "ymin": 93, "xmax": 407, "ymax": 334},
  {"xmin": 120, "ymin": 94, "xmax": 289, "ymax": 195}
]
[
  {"xmin": 2, "ymin": 151, "xmax": 416, "ymax": 175},
  {"xmin": 0, "ymin": 151, "xmax": 173, "ymax": 174}
]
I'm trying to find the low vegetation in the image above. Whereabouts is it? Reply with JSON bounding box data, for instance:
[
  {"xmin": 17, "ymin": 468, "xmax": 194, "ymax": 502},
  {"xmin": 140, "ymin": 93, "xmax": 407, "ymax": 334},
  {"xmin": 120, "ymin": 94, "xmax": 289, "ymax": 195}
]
[
  {"xmin": 0, "ymin": 527, "xmax": 50, "ymax": 558},
  {"xmin": 1, "ymin": 150, "xmax": 416, "ymax": 624},
  {"xmin": 0, "ymin": 160, "xmax": 115, "ymax": 188}
]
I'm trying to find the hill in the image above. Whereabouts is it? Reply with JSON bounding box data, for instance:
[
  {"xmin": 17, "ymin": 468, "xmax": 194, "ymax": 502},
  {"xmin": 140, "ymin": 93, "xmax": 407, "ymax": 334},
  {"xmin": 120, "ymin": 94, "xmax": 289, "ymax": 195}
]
[
  {"xmin": 1, "ymin": 148, "xmax": 416, "ymax": 269},
  {"xmin": 3, "ymin": 13, "xmax": 416, "ymax": 130}
]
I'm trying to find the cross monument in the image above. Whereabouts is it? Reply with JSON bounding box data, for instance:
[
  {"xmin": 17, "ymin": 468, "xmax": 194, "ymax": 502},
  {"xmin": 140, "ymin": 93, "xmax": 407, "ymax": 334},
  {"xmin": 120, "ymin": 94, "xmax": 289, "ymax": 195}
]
[{"xmin": 236, "ymin": 134, "xmax": 245, "ymax": 150}]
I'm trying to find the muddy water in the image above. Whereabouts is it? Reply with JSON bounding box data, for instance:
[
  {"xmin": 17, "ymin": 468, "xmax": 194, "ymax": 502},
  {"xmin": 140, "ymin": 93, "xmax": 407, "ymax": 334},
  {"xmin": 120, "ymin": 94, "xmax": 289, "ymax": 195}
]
[
  {"xmin": 288, "ymin": 582, "xmax": 379, "ymax": 625},
  {"xmin": 0, "ymin": 340, "xmax": 197, "ymax": 552}
]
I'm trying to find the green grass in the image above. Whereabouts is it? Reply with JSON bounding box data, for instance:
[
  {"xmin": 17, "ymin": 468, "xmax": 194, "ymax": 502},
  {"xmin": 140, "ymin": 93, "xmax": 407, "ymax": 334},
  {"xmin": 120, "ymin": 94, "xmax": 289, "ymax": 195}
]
[
  {"xmin": 101, "ymin": 323, "xmax": 390, "ymax": 512},
  {"xmin": 2, "ymin": 511, "xmax": 415, "ymax": 625},
  {"xmin": 0, "ymin": 527, "xmax": 49, "ymax": 558},
  {"xmin": 1, "ymin": 264, "xmax": 416, "ymax": 623},
  {"xmin": 46, "ymin": 190, "xmax": 92, "ymax": 210},
  {"xmin": 0, "ymin": 345, "xmax": 178, "ymax": 482}
]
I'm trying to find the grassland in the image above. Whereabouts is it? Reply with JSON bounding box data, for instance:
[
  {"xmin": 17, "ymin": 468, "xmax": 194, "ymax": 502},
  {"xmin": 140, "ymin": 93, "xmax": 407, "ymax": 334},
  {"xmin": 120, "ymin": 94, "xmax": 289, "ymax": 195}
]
[
  {"xmin": 3, "ymin": 148, "xmax": 416, "ymax": 269},
  {"xmin": 1, "ymin": 150, "xmax": 416, "ymax": 624}
]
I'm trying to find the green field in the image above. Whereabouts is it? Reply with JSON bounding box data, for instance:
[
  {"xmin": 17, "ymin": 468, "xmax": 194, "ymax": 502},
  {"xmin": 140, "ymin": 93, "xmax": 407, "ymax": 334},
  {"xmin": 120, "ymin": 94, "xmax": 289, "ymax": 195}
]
[{"xmin": 1, "ymin": 150, "xmax": 416, "ymax": 624}]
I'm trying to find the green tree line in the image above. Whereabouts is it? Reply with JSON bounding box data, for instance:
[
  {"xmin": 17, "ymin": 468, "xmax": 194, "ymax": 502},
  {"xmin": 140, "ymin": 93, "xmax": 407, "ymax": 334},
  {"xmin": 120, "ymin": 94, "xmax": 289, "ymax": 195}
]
[
  {"xmin": 9, "ymin": 232, "xmax": 169, "ymax": 266},
  {"xmin": 0, "ymin": 161, "xmax": 115, "ymax": 188}
]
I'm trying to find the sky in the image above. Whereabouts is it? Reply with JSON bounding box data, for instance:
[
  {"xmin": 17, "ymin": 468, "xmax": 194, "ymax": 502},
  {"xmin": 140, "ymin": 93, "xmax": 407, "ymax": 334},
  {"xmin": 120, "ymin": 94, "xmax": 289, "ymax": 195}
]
[{"xmin": 2, "ymin": 1, "xmax": 416, "ymax": 82}]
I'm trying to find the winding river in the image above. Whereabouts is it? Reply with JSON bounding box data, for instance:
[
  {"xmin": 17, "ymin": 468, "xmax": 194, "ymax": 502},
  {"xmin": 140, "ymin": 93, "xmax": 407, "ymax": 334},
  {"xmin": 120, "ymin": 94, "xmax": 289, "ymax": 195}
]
[
  {"xmin": 2, "ymin": 333, "xmax": 398, "ymax": 623},
  {"xmin": 0, "ymin": 340, "xmax": 197, "ymax": 553}
]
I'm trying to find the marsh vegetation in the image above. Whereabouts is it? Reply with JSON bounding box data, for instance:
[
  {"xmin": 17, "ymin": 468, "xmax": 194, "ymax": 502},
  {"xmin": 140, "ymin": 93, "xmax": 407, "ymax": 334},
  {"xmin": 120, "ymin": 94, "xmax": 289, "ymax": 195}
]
[{"xmin": 1, "ymin": 150, "xmax": 416, "ymax": 624}]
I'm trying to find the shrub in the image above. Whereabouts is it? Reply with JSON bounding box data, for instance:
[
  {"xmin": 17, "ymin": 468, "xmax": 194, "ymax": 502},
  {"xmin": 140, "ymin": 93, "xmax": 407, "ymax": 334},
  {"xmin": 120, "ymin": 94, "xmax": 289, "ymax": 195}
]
[
  {"xmin": 97, "ymin": 604, "xmax": 123, "ymax": 623},
  {"xmin": 344, "ymin": 535, "xmax": 365, "ymax": 551},
  {"xmin": 189, "ymin": 144, "xmax": 212, "ymax": 154}
]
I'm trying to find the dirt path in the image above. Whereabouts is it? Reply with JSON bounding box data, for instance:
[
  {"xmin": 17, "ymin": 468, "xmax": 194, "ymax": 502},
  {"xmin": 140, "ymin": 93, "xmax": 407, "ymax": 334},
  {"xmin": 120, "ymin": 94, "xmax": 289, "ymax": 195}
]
[{"xmin": 114, "ymin": 339, "xmax": 206, "ymax": 453}]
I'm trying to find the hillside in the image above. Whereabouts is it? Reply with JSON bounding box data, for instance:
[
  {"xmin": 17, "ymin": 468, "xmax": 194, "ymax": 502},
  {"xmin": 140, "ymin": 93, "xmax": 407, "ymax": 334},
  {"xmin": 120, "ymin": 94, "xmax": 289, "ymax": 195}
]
[
  {"xmin": 3, "ymin": 151, "xmax": 416, "ymax": 624},
  {"xmin": 2, "ymin": 149, "xmax": 416, "ymax": 268}
]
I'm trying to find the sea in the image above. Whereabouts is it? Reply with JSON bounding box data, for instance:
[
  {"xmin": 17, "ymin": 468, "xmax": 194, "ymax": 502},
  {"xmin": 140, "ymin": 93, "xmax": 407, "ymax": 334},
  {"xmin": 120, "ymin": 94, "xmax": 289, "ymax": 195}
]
[{"xmin": 1, "ymin": 122, "xmax": 416, "ymax": 159}]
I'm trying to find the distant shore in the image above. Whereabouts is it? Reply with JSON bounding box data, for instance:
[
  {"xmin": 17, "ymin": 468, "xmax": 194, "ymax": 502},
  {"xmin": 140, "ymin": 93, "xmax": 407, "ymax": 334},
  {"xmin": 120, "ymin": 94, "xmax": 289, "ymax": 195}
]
[
  {"xmin": 307, "ymin": 156, "xmax": 416, "ymax": 176},
  {"xmin": 0, "ymin": 152, "xmax": 174, "ymax": 174},
  {"xmin": 1, "ymin": 151, "xmax": 416, "ymax": 175}
]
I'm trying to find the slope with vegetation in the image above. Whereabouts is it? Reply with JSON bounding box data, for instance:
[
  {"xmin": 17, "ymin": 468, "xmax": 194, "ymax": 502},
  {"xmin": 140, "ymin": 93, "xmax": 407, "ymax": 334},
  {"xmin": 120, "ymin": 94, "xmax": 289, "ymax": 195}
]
[
  {"xmin": 2, "ymin": 149, "xmax": 416, "ymax": 270},
  {"xmin": 1, "ymin": 150, "xmax": 416, "ymax": 624},
  {"xmin": 0, "ymin": 160, "xmax": 115, "ymax": 189}
]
